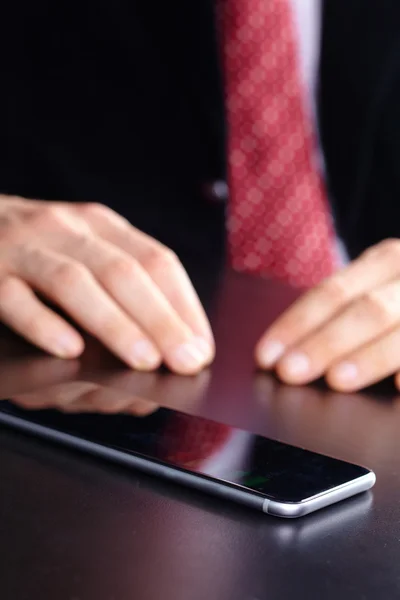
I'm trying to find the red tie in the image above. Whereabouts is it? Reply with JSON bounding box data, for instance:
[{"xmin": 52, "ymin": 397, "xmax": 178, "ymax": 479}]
[{"xmin": 217, "ymin": 0, "xmax": 339, "ymax": 289}]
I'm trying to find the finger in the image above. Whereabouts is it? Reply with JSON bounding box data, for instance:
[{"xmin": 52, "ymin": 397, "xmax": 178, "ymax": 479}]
[
  {"xmin": 58, "ymin": 236, "xmax": 213, "ymax": 373},
  {"xmin": 326, "ymin": 327, "xmax": 400, "ymax": 392},
  {"xmin": 276, "ymin": 280, "xmax": 400, "ymax": 384},
  {"xmin": 139, "ymin": 250, "xmax": 214, "ymax": 349},
  {"xmin": 16, "ymin": 247, "xmax": 165, "ymax": 372},
  {"xmin": 255, "ymin": 240, "xmax": 400, "ymax": 368},
  {"xmin": 0, "ymin": 275, "xmax": 84, "ymax": 359},
  {"xmin": 394, "ymin": 372, "xmax": 400, "ymax": 391},
  {"xmin": 77, "ymin": 202, "xmax": 214, "ymax": 346}
]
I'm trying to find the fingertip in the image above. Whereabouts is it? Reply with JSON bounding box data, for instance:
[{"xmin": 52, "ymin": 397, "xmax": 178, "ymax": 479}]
[
  {"xmin": 326, "ymin": 362, "xmax": 360, "ymax": 393},
  {"xmin": 52, "ymin": 333, "xmax": 85, "ymax": 359},
  {"xmin": 194, "ymin": 336, "xmax": 215, "ymax": 365},
  {"xmin": 325, "ymin": 376, "xmax": 355, "ymax": 393},
  {"xmin": 394, "ymin": 372, "xmax": 400, "ymax": 391},
  {"xmin": 255, "ymin": 339, "xmax": 285, "ymax": 370},
  {"xmin": 129, "ymin": 339, "xmax": 162, "ymax": 371},
  {"xmin": 272, "ymin": 350, "xmax": 314, "ymax": 387},
  {"xmin": 165, "ymin": 338, "xmax": 213, "ymax": 375},
  {"xmin": 165, "ymin": 360, "xmax": 209, "ymax": 377},
  {"xmin": 193, "ymin": 324, "xmax": 215, "ymax": 354}
]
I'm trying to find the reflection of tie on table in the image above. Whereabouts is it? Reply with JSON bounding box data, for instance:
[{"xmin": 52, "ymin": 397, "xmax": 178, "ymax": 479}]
[
  {"xmin": 217, "ymin": 0, "xmax": 338, "ymax": 288},
  {"xmin": 163, "ymin": 413, "xmax": 232, "ymax": 470}
]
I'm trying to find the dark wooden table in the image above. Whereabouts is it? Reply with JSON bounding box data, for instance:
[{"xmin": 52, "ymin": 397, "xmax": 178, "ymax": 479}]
[{"xmin": 1, "ymin": 270, "xmax": 400, "ymax": 600}]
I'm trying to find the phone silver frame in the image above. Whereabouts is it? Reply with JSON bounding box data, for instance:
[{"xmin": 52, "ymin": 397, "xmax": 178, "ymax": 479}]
[{"xmin": 0, "ymin": 411, "xmax": 376, "ymax": 519}]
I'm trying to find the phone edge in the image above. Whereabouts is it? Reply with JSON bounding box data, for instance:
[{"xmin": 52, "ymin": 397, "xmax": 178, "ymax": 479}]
[
  {"xmin": 263, "ymin": 472, "xmax": 376, "ymax": 518},
  {"xmin": 0, "ymin": 410, "xmax": 376, "ymax": 519},
  {"xmin": 0, "ymin": 410, "xmax": 265, "ymax": 512}
]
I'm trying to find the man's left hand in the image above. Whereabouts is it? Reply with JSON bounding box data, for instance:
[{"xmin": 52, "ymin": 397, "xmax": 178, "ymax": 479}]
[{"xmin": 255, "ymin": 239, "xmax": 400, "ymax": 391}]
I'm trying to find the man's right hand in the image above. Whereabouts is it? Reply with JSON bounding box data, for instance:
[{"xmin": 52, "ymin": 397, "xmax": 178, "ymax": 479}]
[{"xmin": 0, "ymin": 197, "xmax": 214, "ymax": 374}]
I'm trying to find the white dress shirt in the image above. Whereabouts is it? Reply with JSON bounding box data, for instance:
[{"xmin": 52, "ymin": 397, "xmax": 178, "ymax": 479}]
[
  {"xmin": 290, "ymin": 0, "xmax": 322, "ymax": 132},
  {"xmin": 290, "ymin": 0, "xmax": 348, "ymax": 264}
]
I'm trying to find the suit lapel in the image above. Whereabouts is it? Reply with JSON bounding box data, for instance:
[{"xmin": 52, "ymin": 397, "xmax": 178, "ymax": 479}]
[
  {"xmin": 165, "ymin": 0, "xmax": 226, "ymax": 172},
  {"xmin": 319, "ymin": 0, "xmax": 400, "ymax": 246},
  {"xmin": 320, "ymin": 0, "xmax": 400, "ymax": 100}
]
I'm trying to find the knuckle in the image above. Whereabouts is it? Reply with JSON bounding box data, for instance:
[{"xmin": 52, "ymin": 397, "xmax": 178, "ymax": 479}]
[
  {"xmin": 52, "ymin": 261, "xmax": 88, "ymax": 290},
  {"xmin": 142, "ymin": 245, "xmax": 180, "ymax": 275},
  {"xmin": 360, "ymin": 289, "xmax": 395, "ymax": 324},
  {"xmin": 64, "ymin": 230, "xmax": 93, "ymax": 252},
  {"xmin": 98, "ymin": 313, "xmax": 127, "ymax": 340},
  {"xmin": 37, "ymin": 205, "xmax": 67, "ymax": 227},
  {"xmin": 78, "ymin": 202, "xmax": 113, "ymax": 220},
  {"xmin": 0, "ymin": 277, "xmax": 19, "ymax": 305},
  {"xmin": 319, "ymin": 274, "xmax": 350, "ymax": 306},
  {"xmin": 101, "ymin": 257, "xmax": 141, "ymax": 284},
  {"xmin": 26, "ymin": 205, "xmax": 79, "ymax": 238},
  {"xmin": 21, "ymin": 244, "xmax": 47, "ymax": 266},
  {"xmin": 371, "ymin": 238, "xmax": 400, "ymax": 264}
]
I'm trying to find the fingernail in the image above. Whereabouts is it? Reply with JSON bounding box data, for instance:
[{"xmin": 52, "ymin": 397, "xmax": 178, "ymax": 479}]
[
  {"xmin": 281, "ymin": 352, "xmax": 310, "ymax": 378},
  {"xmin": 131, "ymin": 339, "xmax": 161, "ymax": 370},
  {"xmin": 171, "ymin": 340, "xmax": 210, "ymax": 372},
  {"xmin": 331, "ymin": 362, "xmax": 359, "ymax": 383},
  {"xmin": 54, "ymin": 334, "xmax": 83, "ymax": 358},
  {"xmin": 192, "ymin": 336, "xmax": 214, "ymax": 362},
  {"xmin": 258, "ymin": 341, "xmax": 285, "ymax": 368}
]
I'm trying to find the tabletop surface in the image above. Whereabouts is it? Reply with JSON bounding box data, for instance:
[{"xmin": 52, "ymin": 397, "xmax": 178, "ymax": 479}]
[{"xmin": 1, "ymin": 269, "xmax": 400, "ymax": 600}]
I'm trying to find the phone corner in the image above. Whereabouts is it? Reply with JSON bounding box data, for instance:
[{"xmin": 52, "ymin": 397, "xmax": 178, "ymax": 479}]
[{"xmin": 262, "ymin": 499, "xmax": 305, "ymax": 518}]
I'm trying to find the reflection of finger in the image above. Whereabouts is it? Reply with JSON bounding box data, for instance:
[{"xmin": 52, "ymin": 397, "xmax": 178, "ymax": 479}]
[
  {"xmin": 62, "ymin": 387, "xmax": 159, "ymax": 416},
  {"xmin": 0, "ymin": 356, "xmax": 80, "ymax": 398},
  {"xmin": 11, "ymin": 393, "xmax": 54, "ymax": 410},
  {"xmin": 153, "ymin": 370, "xmax": 211, "ymax": 411},
  {"xmin": 274, "ymin": 383, "xmax": 327, "ymax": 406},
  {"xmin": 94, "ymin": 369, "xmax": 210, "ymax": 413},
  {"xmin": 10, "ymin": 377, "xmax": 159, "ymax": 417},
  {"xmin": 253, "ymin": 374, "xmax": 332, "ymax": 442},
  {"xmin": 253, "ymin": 373, "xmax": 278, "ymax": 405},
  {"xmin": 66, "ymin": 386, "xmax": 139, "ymax": 413},
  {"xmin": 95, "ymin": 370, "xmax": 158, "ymax": 395},
  {"xmin": 11, "ymin": 380, "xmax": 97, "ymax": 410},
  {"xmin": 125, "ymin": 398, "xmax": 160, "ymax": 416}
]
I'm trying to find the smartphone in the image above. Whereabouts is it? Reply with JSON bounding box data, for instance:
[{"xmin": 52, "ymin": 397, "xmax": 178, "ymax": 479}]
[{"xmin": 0, "ymin": 400, "xmax": 375, "ymax": 518}]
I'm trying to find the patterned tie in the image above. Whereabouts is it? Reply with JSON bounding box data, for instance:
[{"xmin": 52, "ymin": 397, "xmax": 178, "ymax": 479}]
[{"xmin": 217, "ymin": 0, "xmax": 339, "ymax": 289}]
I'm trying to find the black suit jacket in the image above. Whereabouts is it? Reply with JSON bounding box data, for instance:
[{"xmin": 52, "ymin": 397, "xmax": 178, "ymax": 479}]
[{"xmin": 0, "ymin": 0, "xmax": 399, "ymax": 266}]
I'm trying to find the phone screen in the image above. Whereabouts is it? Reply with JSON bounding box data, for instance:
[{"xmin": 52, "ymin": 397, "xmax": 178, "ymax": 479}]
[{"xmin": 0, "ymin": 401, "xmax": 369, "ymax": 503}]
